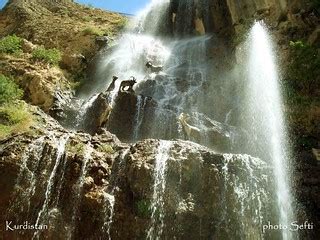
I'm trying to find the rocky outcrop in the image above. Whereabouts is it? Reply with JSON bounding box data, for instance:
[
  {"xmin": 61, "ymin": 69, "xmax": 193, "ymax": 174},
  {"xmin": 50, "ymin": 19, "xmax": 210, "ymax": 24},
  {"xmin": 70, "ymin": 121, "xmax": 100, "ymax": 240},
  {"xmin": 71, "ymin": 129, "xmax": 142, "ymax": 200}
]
[
  {"xmin": 0, "ymin": 105, "xmax": 276, "ymax": 239},
  {"xmin": 105, "ymin": 91, "xmax": 179, "ymax": 142},
  {"xmin": 0, "ymin": 54, "xmax": 73, "ymax": 113},
  {"xmin": 0, "ymin": 0, "xmax": 126, "ymax": 68},
  {"xmin": 109, "ymin": 139, "xmax": 276, "ymax": 239},
  {"xmin": 0, "ymin": 105, "xmax": 124, "ymax": 239},
  {"xmin": 82, "ymin": 93, "xmax": 113, "ymax": 134},
  {"xmin": 294, "ymin": 151, "xmax": 320, "ymax": 239}
]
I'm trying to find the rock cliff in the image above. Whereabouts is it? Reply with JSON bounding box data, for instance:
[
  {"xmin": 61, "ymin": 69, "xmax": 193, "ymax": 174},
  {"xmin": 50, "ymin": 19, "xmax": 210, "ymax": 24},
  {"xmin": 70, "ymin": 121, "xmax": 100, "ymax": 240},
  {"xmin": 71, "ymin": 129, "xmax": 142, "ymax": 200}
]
[
  {"xmin": 0, "ymin": 0, "xmax": 319, "ymax": 239},
  {"xmin": 0, "ymin": 105, "xmax": 275, "ymax": 239}
]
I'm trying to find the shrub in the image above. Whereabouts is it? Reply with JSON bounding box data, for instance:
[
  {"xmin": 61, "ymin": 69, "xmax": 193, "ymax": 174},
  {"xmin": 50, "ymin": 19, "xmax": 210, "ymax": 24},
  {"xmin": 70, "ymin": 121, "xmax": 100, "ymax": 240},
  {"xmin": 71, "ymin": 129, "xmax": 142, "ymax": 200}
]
[
  {"xmin": 98, "ymin": 144, "xmax": 115, "ymax": 154},
  {"xmin": 0, "ymin": 102, "xmax": 33, "ymax": 139},
  {"xmin": 0, "ymin": 74, "xmax": 23, "ymax": 104},
  {"xmin": 81, "ymin": 16, "xmax": 92, "ymax": 22},
  {"xmin": 67, "ymin": 142, "xmax": 85, "ymax": 154},
  {"xmin": 0, "ymin": 34, "xmax": 23, "ymax": 54},
  {"xmin": 82, "ymin": 27, "xmax": 103, "ymax": 36},
  {"xmin": 32, "ymin": 47, "xmax": 62, "ymax": 65},
  {"xmin": 286, "ymin": 41, "xmax": 320, "ymax": 95}
]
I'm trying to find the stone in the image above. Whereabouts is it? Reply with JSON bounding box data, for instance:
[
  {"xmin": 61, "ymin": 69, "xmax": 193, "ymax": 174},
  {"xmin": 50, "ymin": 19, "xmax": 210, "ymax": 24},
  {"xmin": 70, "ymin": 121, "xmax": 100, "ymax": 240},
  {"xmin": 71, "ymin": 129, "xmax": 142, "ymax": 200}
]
[
  {"xmin": 21, "ymin": 39, "xmax": 36, "ymax": 53},
  {"xmin": 308, "ymin": 27, "xmax": 320, "ymax": 47}
]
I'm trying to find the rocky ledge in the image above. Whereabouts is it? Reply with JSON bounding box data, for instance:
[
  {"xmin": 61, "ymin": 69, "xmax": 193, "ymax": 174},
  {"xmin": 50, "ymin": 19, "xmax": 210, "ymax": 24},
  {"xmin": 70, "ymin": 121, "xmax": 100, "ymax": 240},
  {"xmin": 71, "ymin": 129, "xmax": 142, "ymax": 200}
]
[{"xmin": 0, "ymin": 105, "xmax": 276, "ymax": 239}]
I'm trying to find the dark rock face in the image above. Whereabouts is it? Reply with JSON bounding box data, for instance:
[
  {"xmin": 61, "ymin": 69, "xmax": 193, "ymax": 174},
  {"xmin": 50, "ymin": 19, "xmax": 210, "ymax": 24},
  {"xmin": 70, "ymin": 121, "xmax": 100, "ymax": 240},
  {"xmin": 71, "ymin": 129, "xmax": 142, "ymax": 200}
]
[
  {"xmin": 294, "ymin": 151, "xmax": 320, "ymax": 239},
  {"xmin": 110, "ymin": 139, "xmax": 276, "ymax": 239},
  {"xmin": 106, "ymin": 91, "xmax": 179, "ymax": 142},
  {"xmin": 79, "ymin": 88, "xmax": 247, "ymax": 153},
  {"xmin": 0, "ymin": 107, "xmax": 275, "ymax": 239},
  {"xmin": 0, "ymin": 111, "xmax": 123, "ymax": 239},
  {"xmin": 83, "ymin": 93, "xmax": 112, "ymax": 134}
]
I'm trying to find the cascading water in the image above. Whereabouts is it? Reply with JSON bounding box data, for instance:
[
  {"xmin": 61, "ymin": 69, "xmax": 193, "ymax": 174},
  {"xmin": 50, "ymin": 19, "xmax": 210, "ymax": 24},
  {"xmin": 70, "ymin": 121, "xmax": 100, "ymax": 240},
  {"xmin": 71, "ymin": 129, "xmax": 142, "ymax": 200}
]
[
  {"xmin": 244, "ymin": 21, "xmax": 295, "ymax": 239},
  {"xmin": 6, "ymin": 136, "xmax": 47, "ymax": 219},
  {"xmin": 102, "ymin": 148, "xmax": 130, "ymax": 239},
  {"xmin": 69, "ymin": 143, "xmax": 93, "ymax": 237},
  {"xmin": 220, "ymin": 154, "xmax": 268, "ymax": 239},
  {"xmin": 33, "ymin": 135, "xmax": 69, "ymax": 239},
  {"xmin": 132, "ymin": 95, "xmax": 147, "ymax": 141},
  {"xmin": 30, "ymin": 0, "xmax": 299, "ymax": 239},
  {"xmin": 147, "ymin": 140, "xmax": 172, "ymax": 239}
]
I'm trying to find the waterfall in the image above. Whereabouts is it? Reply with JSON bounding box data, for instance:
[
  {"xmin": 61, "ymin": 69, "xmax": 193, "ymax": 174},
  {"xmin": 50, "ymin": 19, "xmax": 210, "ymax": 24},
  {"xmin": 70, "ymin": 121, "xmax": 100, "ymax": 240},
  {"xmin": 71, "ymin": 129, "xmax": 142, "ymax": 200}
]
[
  {"xmin": 102, "ymin": 148, "xmax": 130, "ymax": 239},
  {"xmin": 104, "ymin": 193, "xmax": 115, "ymax": 240},
  {"xmin": 32, "ymin": 135, "xmax": 69, "ymax": 240},
  {"xmin": 147, "ymin": 140, "xmax": 172, "ymax": 239},
  {"xmin": 6, "ymin": 136, "xmax": 47, "ymax": 219},
  {"xmin": 244, "ymin": 21, "xmax": 294, "ymax": 239},
  {"xmin": 69, "ymin": 143, "xmax": 93, "ymax": 238},
  {"xmin": 132, "ymin": 95, "xmax": 147, "ymax": 141},
  {"xmin": 74, "ymin": 93, "xmax": 100, "ymax": 128},
  {"xmin": 220, "ymin": 154, "xmax": 267, "ymax": 239}
]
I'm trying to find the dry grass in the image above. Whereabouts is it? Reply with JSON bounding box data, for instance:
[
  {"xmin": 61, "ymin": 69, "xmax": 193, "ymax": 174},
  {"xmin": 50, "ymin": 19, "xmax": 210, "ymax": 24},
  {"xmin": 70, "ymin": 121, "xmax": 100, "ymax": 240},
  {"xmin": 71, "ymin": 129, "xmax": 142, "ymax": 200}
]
[{"xmin": 0, "ymin": 101, "xmax": 34, "ymax": 140}]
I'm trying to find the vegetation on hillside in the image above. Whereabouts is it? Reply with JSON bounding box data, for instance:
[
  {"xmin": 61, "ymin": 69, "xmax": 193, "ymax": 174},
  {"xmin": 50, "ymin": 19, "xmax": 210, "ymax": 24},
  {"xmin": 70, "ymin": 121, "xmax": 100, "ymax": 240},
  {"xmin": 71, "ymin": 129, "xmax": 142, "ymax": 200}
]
[
  {"xmin": 0, "ymin": 74, "xmax": 23, "ymax": 104},
  {"xmin": 0, "ymin": 35, "xmax": 22, "ymax": 54},
  {"xmin": 284, "ymin": 41, "xmax": 320, "ymax": 148},
  {"xmin": 0, "ymin": 74, "xmax": 33, "ymax": 139},
  {"xmin": 32, "ymin": 47, "xmax": 62, "ymax": 65},
  {"xmin": 286, "ymin": 41, "xmax": 320, "ymax": 95}
]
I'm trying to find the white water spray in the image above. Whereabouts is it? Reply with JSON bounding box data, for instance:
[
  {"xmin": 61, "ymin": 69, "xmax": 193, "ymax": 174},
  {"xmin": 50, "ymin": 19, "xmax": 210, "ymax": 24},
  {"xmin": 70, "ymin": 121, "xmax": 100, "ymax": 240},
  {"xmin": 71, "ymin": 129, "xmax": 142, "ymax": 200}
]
[
  {"xmin": 147, "ymin": 140, "xmax": 172, "ymax": 239},
  {"xmin": 33, "ymin": 135, "xmax": 69, "ymax": 240},
  {"xmin": 132, "ymin": 95, "xmax": 147, "ymax": 141},
  {"xmin": 103, "ymin": 148, "xmax": 130, "ymax": 239},
  {"xmin": 246, "ymin": 22, "xmax": 294, "ymax": 239}
]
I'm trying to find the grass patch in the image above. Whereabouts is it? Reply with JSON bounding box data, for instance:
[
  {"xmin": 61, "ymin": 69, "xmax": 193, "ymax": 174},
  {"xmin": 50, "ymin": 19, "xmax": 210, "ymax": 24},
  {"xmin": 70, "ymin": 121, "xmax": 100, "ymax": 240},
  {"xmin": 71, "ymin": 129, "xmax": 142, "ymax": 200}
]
[
  {"xmin": 0, "ymin": 74, "xmax": 23, "ymax": 104},
  {"xmin": 81, "ymin": 16, "xmax": 92, "ymax": 22},
  {"xmin": 82, "ymin": 27, "xmax": 104, "ymax": 36},
  {"xmin": 0, "ymin": 35, "xmax": 23, "ymax": 54},
  {"xmin": 32, "ymin": 46, "xmax": 62, "ymax": 65},
  {"xmin": 0, "ymin": 102, "xmax": 33, "ymax": 140},
  {"xmin": 285, "ymin": 41, "xmax": 320, "ymax": 95},
  {"xmin": 67, "ymin": 142, "xmax": 86, "ymax": 154}
]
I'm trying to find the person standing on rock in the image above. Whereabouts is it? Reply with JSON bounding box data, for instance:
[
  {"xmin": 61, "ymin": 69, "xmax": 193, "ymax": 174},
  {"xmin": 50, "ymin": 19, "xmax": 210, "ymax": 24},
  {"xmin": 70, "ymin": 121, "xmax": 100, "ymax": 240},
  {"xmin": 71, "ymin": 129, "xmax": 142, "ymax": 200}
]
[{"xmin": 106, "ymin": 76, "xmax": 118, "ymax": 92}]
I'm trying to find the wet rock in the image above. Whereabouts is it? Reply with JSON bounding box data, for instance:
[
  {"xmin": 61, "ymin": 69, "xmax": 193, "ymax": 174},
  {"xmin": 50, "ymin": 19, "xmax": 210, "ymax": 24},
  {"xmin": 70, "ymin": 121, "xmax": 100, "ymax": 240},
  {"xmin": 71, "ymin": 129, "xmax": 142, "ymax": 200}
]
[
  {"xmin": 83, "ymin": 93, "xmax": 112, "ymax": 134},
  {"xmin": 110, "ymin": 139, "xmax": 275, "ymax": 239},
  {"xmin": 95, "ymin": 35, "xmax": 110, "ymax": 48},
  {"xmin": 83, "ymin": 176, "xmax": 95, "ymax": 190}
]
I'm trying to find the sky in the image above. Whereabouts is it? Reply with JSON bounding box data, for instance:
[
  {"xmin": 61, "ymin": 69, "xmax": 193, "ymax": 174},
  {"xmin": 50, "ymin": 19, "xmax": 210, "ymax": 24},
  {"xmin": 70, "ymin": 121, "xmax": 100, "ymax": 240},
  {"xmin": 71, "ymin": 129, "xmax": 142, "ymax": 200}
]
[{"xmin": 0, "ymin": 0, "xmax": 151, "ymax": 14}]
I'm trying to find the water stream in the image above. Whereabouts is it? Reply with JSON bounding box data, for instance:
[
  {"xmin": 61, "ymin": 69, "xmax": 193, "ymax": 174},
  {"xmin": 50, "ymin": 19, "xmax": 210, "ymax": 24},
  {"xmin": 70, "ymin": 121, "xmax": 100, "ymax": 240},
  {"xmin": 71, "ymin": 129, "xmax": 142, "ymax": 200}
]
[
  {"xmin": 147, "ymin": 140, "xmax": 172, "ymax": 239},
  {"xmin": 244, "ymin": 22, "xmax": 294, "ymax": 239},
  {"xmin": 32, "ymin": 135, "xmax": 69, "ymax": 239}
]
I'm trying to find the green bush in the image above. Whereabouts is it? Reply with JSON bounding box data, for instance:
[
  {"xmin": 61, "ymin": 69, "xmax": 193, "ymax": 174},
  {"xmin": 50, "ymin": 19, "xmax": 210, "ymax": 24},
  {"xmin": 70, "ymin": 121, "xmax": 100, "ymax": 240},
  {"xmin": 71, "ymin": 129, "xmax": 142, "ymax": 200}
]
[
  {"xmin": 286, "ymin": 41, "xmax": 320, "ymax": 95},
  {"xmin": 0, "ymin": 101, "xmax": 33, "ymax": 139},
  {"xmin": 98, "ymin": 144, "xmax": 115, "ymax": 154},
  {"xmin": 67, "ymin": 142, "xmax": 85, "ymax": 154},
  {"xmin": 0, "ymin": 35, "xmax": 23, "ymax": 54},
  {"xmin": 82, "ymin": 27, "xmax": 104, "ymax": 36},
  {"xmin": 0, "ymin": 74, "xmax": 23, "ymax": 104},
  {"xmin": 32, "ymin": 47, "xmax": 62, "ymax": 65}
]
